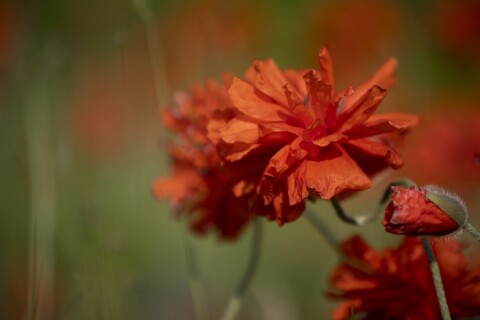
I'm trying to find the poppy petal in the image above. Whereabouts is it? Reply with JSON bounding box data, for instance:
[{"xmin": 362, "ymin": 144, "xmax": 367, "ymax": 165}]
[
  {"xmin": 347, "ymin": 113, "xmax": 421, "ymax": 138},
  {"xmin": 336, "ymin": 86, "xmax": 387, "ymax": 132},
  {"xmin": 229, "ymin": 77, "xmax": 292, "ymax": 122},
  {"xmin": 344, "ymin": 57, "xmax": 397, "ymax": 110}
]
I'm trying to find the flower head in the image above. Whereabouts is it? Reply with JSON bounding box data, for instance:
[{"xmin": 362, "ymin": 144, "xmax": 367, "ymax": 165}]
[
  {"xmin": 153, "ymin": 78, "xmax": 260, "ymax": 239},
  {"xmin": 382, "ymin": 185, "xmax": 468, "ymax": 237},
  {"xmin": 212, "ymin": 45, "xmax": 419, "ymax": 224},
  {"xmin": 328, "ymin": 235, "xmax": 480, "ymax": 319}
]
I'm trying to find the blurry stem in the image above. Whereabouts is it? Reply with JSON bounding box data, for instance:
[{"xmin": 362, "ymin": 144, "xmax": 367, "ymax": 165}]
[
  {"xmin": 331, "ymin": 178, "xmax": 416, "ymax": 226},
  {"xmin": 220, "ymin": 217, "xmax": 263, "ymax": 320},
  {"xmin": 330, "ymin": 198, "xmax": 383, "ymax": 226},
  {"xmin": 421, "ymin": 236, "xmax": 451, "ymax": 320},
  {"xmin": 183, "ymin": 233, "xmax": 207, "ymax": 320},
  {"xmin": 463, "ymin": 223, "xmax": 480, "ymax": 242},
  {"xmin": 304, "ymin": 208, "xmax": 342, "ymax": 257},
  {"xmin": 132, "ymin": 0, "xmax": 168, "ymax": 108},
  {"xmin": 305, "ymin": 207, "xmax": 373, "ymax": 274},
  {"xmin": 24, "ymin": 79, "xmax": 57, "ymax": 320}
]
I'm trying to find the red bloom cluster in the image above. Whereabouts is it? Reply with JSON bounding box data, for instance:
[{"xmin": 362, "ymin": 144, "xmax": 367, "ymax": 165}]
[
  {"xmin": 329, "ymin": 235, "xmax": 480, "ymax": 319},
  {"xmin": 212, "ymin": 46, "xmax": 418, "ymax": 225},
  {"xmin": 154, "ymin": 46, "xmax": 419, "ymax": 238},
  {"xmin": 153, "ymin": 78, "xmax": 260, "ymax": 239}
]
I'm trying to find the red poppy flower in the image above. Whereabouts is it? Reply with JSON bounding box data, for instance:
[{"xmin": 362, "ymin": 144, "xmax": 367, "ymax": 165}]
[
  {"xmin": 212, "ymin": 46, "xmax": 419, "ymax": 225},
  {"xmin": 328, "ymin": 235, "xmax": 480, "ymax": 319},
  {"xmin": 382, "ymin": 185, "xmax": 467, "ymax": 237},
  {"xmin": 153, "ymin": 78, "xmax": 262, "ymax": 239}
]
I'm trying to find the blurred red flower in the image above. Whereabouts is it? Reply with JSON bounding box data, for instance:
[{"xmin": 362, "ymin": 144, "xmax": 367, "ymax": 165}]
[
  {"xmin": 382, "ymin": 185, "xmax": 463, "ymax": 237},
  {"xmin": 159, "ymin": 0, "xmax": 262, "ymax": 88},
  {"xmin": 306, "ymin": 0, "xmax": 401, "ymax": 81},
  {"xmin": 0, "ymin": 0, "xmax": 20, "ymax": 72},
  {"xmin": 328, "ymin": 235, "xmax": 480, "ymax": 319},
  {"xmin": 212, "ymin": 46, "xmax": 419, "ymax": 225},
  {"xmin": 153, "ymin": 78, "xmax": 262, "ymax": 239},
  {"xmin": 431, "ymin": 0, "xmax": 480, "ymax": 60},
  {"xmin": 401, "ymin": 108, "xmax": 480, "ymax": 192}
]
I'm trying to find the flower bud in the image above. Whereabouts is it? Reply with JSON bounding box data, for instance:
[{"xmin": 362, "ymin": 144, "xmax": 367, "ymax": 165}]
[{"xmin": 382, "ymin": 185, "xmax": 467, "ymax": 237}]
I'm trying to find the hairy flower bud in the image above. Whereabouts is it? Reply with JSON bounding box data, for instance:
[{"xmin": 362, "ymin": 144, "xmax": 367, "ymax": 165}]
[{"xmin": 382, "ymin": 185, "xmax": 467, "ymax": 236}]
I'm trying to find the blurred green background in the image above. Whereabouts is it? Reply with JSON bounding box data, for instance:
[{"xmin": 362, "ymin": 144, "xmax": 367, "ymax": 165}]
[{"xmin": 1, "ymin": 0, "xmax": 480, "ymax": 319}]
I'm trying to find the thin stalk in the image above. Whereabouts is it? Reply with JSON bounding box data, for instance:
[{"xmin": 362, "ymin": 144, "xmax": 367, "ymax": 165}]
[
  {"xmin": 183, "ymin": 232, "xmax": 207, "ymax": 320},
  {"xmin": 463, "ymin": 223, "xmax": 480, "ymax": 242},
  {"xmin": 421, "ymin": 236, "xmax": 451, "ymax": 320},
  {"xmin": 132, "ymin": 0, "xmax": 168, "ymax": 107},
  {"xmin": 304, "ymin": 208, "xmax": 342, "ymax": 257},
  {"xmin": 305, "ymin": 208, "xmax": 373, "ymax": 274},
  {"xmin": 24, "ymin": 68, "xmax": 57, "ymax": 320},
  {"xmin": 220, "ymin": 218, "xmax": 263, "ymax": 320},
  {"xmin": 331, "ymin": 178, "xmax": 417, "ymax": 226}
]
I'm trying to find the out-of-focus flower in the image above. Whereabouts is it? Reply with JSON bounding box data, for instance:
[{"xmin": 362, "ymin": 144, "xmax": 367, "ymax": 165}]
[
  {"xmin": 71, "ymin": 72, "xmax": 128, "ymax": 160},
  {"xmin": 0, "ymin": 0, "xmax": 20, "ymax": 72},
  {"xmin": 153, "ymin": 78, "xmax": 262, "ymax": 239},
  {"xmin": 212, "ymin": 46, "xmax": 419, "ymax": 225},
  {"xmin": 306, "ymin": 0, "xmax": 401, "ymax": 81},
  {"xmin": 70, "ymin": 51, "xmax": 158, "ymax": 161},
  {"xmin": 382, "ymin": 185, "xmax": 467, "ymax": 237},
  {"xmin": 401, "ymin": 108, "xmax": 480, "ymax": 191},
  {"xmin": 6, "ymin": 260, "xmax": 63, "ymax": 320},
  {"xmin": 159, "ymin": 0, "xmax": 262, "ymax": 88},
  {"xmin": 431, "ymin": 0, "xmax": 480, "ymax": 60},
  {"xmin": 328, "ymin": 235, "xmax": 480, "ymax": 319}
]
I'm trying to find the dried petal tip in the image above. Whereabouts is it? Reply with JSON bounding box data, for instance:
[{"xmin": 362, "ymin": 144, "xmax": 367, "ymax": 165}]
[{"xmin": 382, "ymin": 185, "xmax": 467, "ymax": 237}]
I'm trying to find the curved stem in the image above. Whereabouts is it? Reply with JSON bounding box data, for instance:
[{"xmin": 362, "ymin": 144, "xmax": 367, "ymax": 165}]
[
  {"xmin": 304, "ymin": 208, "xmax": 342, "ymax": 256},
  {"xmin": 463, "ymin": 223, "xmax": 480, "ymax": 242},
  {"xmin": 305, "ymin": 208, "xmax": 374, "ymax": 274},
  {"xmin": 132, "ymin": 0, "xmax": 168, "ymax": 107},
  {"xmin": 421, "ymin": 236, "xmax": 451, "ymax": 320},
  {"xmin": 220, "ymin": 218, "xmax": 263, "ymax": 320},
  {"xmin": 330, "ymin": 198, "xmax": 379, "ymax": 226},
  {"xmin": 331, "ymin": 178, "xmax": 417, "ymax": 226},
  {"xmin": 183, "ymin": 233, "xmax": 207, "ymax": 320}
]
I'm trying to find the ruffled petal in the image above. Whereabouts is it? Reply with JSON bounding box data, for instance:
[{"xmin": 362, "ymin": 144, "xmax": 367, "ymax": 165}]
[
  {"xmin": 252, "ymin": 59, "xmax": 292, "ymax": 107},
  {"xmin": 347, "ymin": 113, "xmax": 421, "ymax": 138},
  {"xmin": 291, "ymin": 144, "xmax": 372, "ymax": 201},
  {"xmin": 252, "ymin": 184, "xmax": 306, "ymax": 225},
  {"xmin": 344, "ymin": 57, "xmax": 397, "ymax": 110},
  {"xmin": 336, "ymin": 86, "xmax": 387, "ymax": 133},
  {"xmin": 318, "ymin": 45, "xmax": 336, "ymax": 95},
  {"xmin": 264, "ymin": 138, "xmax": 309, "ymax": 177},
  {"xmin": 304, "ymin": 70, "xmax": 336, "ymax": 126},
  {"xmin": 229, "ymin": 77, "xmax": 293, "ymax": 122},
  {"xmin": 217, "ymin": 118, "xmax": 259, "ymax": 144},
  {"xmin": 283, "ymin": 69, "xmax": 308, "ymax": 96},
  {"xmin": 313, "ymin": 132, "xmax": 346, "ymax": 147},
  {"xmin": 343, "ymin": 138, "xmax": 403, "ymax": 170}
]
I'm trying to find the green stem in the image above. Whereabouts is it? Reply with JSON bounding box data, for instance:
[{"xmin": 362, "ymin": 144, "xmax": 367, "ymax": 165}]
[
  {"xmin": 331, "ymin": 178, "xmax": 417, "ymax": 226},
  {"xmin": 463, "ymin": 223, "xmax": 480, "ymax": 242},
  {"xmin": 421, "ymin": 236, "xmax": 451, "ymax": 320},
  {"xmin": 132, "ymin": 0, "xmax": 168, "ymax": 107},
  {"xmin": 220, "ymin": 218, "xmax": 263, "ymax": 320},
  {"xmin": 304, "ymin": 208, "xmax": 342, "ymax": 256},
  {"xmin": 183, "ymin": 233, "xmax": 207, "ymax": 320},
  {"xmin": 305, "ymin": 208, "xmax": 374, "ymax": 274}
]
